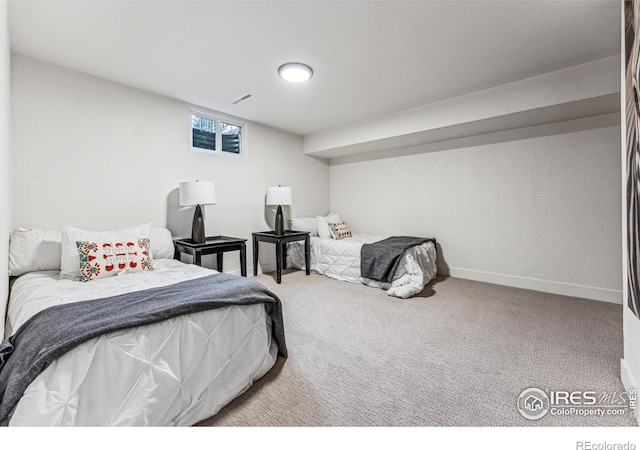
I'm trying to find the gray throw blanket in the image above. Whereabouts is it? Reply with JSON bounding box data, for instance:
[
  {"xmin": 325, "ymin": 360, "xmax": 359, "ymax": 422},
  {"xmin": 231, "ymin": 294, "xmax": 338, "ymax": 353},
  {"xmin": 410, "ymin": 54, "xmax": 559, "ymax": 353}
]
[
  {"xmin": 361, "ymin": 236, "xmax": 436, "ymax": 283},
  {"xmin": 0, "ymin": 273, "xmax": 286, "ymax": 423}
]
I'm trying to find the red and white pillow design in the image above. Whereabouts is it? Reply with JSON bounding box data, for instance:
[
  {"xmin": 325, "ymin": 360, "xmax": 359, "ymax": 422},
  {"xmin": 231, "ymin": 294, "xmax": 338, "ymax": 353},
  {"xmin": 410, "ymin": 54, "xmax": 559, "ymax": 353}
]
[
  {"xmin": 76, "ymin": 238, "xmax": 153, "ymax": 282},
  {"xmin": 328, "ymin": 221, "xmax": 352, "ymax": 240}
]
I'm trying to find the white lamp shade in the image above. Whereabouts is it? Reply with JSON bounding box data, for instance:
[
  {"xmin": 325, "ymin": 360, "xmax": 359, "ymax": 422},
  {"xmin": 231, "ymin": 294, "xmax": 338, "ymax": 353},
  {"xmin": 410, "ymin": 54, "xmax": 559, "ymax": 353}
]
[
  {"xmin": 266, "ymin": 186, "xmax": 292, "ymax": 206},
  {"xmin": 179, "ymin": 181, "xmax": 216, "ymax": 206}
]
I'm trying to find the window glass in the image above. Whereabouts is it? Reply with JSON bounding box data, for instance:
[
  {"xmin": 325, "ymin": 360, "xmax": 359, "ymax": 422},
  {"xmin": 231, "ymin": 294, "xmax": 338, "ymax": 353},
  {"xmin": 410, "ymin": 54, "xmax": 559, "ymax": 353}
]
[
  {"xmin": 192, "ymin": 115, "xmax": 216, "ymax": 151},
  {"xmin": 221, "ymin": 122, "xmax": 241, "ymax": 154},
  {"xmin": 191, "ymin": 109, "xmax": 245, "ymax": 157}
]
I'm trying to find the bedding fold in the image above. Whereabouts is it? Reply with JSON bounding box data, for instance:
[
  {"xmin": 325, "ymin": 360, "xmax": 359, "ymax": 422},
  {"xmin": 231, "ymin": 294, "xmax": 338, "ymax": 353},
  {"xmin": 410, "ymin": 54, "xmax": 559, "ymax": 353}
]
[
  {"xmin": 0, "ymin": 273, "xmax": 286, "ymax": 423},
  {"xmin": 361, "ymin": 236, "xmax": 436, "ymax": 282}
]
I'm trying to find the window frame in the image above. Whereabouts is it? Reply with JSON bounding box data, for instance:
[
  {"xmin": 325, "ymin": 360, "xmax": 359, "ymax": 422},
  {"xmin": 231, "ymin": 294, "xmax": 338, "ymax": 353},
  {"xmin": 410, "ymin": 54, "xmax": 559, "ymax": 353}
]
[{"xmin": 190, "ymin": 107, "xmax": 247, "ymax": 159}]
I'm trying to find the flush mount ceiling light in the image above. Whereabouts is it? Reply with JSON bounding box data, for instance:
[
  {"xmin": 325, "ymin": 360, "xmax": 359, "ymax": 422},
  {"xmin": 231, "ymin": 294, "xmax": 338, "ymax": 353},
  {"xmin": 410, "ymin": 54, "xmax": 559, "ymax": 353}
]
[{"xmin": 278, "ymin": 62, "xmax": 313, "ymax": 83}]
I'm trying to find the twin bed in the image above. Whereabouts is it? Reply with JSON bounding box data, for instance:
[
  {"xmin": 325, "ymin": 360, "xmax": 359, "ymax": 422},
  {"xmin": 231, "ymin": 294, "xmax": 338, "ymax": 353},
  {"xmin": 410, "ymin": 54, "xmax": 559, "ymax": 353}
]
[
  {"xmin": 1, "ymin": 225, "xmax": 285, "ymax": 426},
  {"xmin": 286, "ymin": 214, "xmax": 438, "ymax": 299},
  {"xmin": 1, "ymin": 217, "xmax": 436, "ymax": 426}
]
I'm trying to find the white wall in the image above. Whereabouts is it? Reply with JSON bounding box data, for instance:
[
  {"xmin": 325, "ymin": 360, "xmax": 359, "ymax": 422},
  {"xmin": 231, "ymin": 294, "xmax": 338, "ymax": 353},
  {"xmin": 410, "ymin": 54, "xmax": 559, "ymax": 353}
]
[
  {"xmin": 0, "ymin": 0, "xmax": 10, "ymax": 339},
  {"xmin": 330, "ymin": 117, "xmax": 622, "ymax": 303},
  {"xmin": 11, "ymin": 54, "xmax": 329, "ymax": 274}
]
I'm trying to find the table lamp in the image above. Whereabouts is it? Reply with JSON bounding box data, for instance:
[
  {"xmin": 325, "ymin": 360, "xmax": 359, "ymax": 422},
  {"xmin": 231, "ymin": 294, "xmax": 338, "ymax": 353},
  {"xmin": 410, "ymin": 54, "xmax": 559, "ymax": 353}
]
[
  {"xmin": 179, "ymin": 180, "xmax": 216, "ymax": 244},
  {"xmin": 266, "ymin": 186, "xmax": 292, "ymax": 235}
]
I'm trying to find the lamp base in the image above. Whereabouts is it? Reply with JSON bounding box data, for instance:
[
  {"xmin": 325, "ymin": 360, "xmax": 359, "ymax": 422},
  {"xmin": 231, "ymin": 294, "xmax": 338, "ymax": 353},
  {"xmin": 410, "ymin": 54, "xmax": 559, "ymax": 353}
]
[
  {"xmin": 192, "ymin": 204, "xmax": 205, "ymax": 244},
  {"xmin": 274, "ymin": 205, "xmax": 285, "ymax": 235}
]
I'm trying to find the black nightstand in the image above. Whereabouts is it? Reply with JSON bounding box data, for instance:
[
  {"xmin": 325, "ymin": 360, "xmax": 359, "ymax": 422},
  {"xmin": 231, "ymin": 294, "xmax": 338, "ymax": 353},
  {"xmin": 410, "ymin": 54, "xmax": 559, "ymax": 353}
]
[
  {"xmin": 174, "ymin": 236, "xmax": 247, "ymax": 277},
  {"xmin": 252, "ymin": 231, "xmax": 310, "ymax": 283}
]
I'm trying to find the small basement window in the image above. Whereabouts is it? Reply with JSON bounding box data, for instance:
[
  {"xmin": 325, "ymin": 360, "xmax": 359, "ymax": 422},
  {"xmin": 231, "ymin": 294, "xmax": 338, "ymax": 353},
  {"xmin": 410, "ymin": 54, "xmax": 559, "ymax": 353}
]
[{"xmin": 191, "ymin": 108, "xmax": 245, "ymax": 157}]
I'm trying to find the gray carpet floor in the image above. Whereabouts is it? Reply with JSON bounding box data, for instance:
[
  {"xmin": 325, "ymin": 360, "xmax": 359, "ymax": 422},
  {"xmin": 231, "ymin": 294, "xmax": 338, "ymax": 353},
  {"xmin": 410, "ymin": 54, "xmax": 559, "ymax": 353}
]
[{"xmin": 196, "ymin": 271, "xmax": 635, "ymax": 427}]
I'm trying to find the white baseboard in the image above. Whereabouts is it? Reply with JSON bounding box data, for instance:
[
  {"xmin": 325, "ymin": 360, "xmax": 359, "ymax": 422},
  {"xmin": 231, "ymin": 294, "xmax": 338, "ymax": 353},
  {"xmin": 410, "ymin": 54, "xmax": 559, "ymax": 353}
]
[
  {"xmin": 224, "ymin": 268, "xmax": 244, "ymax": 276},
  {"xmin": 208, "ymin": 264, "xmax": 274, "ymax": 278},
  {"xmin": 251, "ymin": 262, "xmax": 277, "ymax": 277},
  {"xmin": 438, "ymin": 266, "xmax": 622, "ymax": 304},
  {"xmin": 621, "ymin": 358, "xmax": 640, "ymax": 427}
]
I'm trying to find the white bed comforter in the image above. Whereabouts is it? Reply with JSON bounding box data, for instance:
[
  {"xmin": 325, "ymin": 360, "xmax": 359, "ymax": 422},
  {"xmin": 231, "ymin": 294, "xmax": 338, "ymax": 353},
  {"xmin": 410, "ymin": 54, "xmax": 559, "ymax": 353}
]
[
  {"xmin": 286, "ymin": 234, "xmax": 437, "ymax": 298},
  {"xmin": 4, "ymin": 259, "xmax": 277, "ymax": 426}
]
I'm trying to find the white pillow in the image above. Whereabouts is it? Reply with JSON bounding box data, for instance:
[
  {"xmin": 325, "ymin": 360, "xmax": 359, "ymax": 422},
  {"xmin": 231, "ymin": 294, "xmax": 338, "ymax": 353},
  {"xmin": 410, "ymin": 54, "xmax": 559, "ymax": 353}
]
[
  {"xmin": 289, "ymin": 217, "xmax": 318, "ymax": 236},
  {"xmin": 60, "ymin": 223, "xmax": 152, "ymax": 280},
  {"xmin": 317, "ymin": 213, "xmax": 341, "ymax": 239},
  {"xmin": 9, "ymin": 228, "xmax": 62, "ymax": 276},
  {"xmin": 149, "ymin": 227, "xmax": 175, "ymax": 260}
]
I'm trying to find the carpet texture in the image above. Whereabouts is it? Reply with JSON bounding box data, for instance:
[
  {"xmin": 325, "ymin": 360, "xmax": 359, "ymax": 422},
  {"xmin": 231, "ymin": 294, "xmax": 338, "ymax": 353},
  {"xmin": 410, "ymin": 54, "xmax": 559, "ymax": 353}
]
[{"xmin": 195, "ymin": 271, "xmax": 634, "ymax": 427}]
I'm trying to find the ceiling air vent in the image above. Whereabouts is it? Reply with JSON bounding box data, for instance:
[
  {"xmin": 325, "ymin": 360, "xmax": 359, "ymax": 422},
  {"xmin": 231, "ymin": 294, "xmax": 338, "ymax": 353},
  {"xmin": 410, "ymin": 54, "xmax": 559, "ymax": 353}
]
[{"xmin": 232, "ymin": 94, "xmax": 252, "ymax": 105}]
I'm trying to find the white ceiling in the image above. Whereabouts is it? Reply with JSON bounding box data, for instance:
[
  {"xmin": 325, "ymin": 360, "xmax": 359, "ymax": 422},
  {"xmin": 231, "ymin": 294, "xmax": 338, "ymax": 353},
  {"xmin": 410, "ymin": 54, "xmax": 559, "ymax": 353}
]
[{"xmin": 8, "ymin": 0, "xmax": 620, "ymax": 136}]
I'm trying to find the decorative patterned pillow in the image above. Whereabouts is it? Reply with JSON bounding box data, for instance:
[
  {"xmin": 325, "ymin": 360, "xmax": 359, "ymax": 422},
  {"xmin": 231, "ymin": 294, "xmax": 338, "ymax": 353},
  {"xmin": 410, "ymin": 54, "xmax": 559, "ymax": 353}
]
[
  {"xmin": 60, "ymin": 223, "xmax": 152, "ymax": 280},
  {"xmin": 328, "ymin": 221, "xmax": 352, "ymax": 240},
  {"xmin": 77, "ymin": 238, "xmax": 153, "ymax": 282}
]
